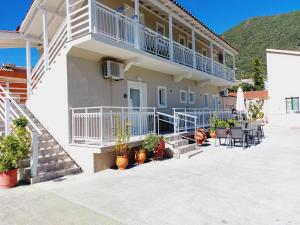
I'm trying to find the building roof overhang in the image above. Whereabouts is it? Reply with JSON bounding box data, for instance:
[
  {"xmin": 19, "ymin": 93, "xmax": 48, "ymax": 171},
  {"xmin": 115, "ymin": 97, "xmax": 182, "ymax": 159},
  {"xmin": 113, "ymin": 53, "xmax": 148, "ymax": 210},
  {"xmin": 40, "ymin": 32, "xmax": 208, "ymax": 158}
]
[{"xmin": 0, "ymin": 30, "xmax": 40, "ymax": 48}]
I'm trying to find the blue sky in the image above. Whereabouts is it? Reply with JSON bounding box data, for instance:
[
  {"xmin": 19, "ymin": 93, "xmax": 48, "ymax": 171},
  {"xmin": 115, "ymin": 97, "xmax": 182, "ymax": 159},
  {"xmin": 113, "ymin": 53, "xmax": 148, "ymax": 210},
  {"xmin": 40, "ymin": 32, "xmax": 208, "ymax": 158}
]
[{"xmin": 1, "ymin": 0, "xmax": 300, "ymax": 67}]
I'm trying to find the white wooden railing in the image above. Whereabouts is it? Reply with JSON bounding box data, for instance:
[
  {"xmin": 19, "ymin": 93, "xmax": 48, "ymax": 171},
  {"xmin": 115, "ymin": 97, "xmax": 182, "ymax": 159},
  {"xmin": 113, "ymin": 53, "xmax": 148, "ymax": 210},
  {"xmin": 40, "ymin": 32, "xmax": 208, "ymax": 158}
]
[
  {"xmin": 31, "ymin": 20, "xmax": 67, "ymax": 92},
  {"xmin": 195, "ymin": 52, "xmax": 212, "ymax": 74},
  {"xmin": 173, "ymin": 42, "xmax": 194, "ymax": 67},
  {"xmin": 71, "ymin": 106, "xmax": 156, "ymax": 146},
  {"xmin": 173, "ymin": 108, "xmax": 235, "ymax": 129}
]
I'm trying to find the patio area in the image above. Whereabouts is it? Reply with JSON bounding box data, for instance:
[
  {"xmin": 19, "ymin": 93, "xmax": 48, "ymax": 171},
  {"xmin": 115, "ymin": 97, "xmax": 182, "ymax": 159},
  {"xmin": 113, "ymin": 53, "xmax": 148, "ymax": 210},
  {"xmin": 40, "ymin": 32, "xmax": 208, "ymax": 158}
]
[{"xmin": 1, "ymin": 120, "xmax": 300, "ymax": 225}]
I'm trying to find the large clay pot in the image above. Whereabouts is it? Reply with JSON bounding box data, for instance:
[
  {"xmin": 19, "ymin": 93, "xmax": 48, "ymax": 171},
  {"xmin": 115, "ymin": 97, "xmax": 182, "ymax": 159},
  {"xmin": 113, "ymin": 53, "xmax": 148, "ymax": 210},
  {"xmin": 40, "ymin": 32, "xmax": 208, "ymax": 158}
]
[
  {"xmin": 0, "ymin": 169, "xmax": 18, "ymax": 189},
  {"xmin": 135, "ymin": 150, "xmax": 147, "ymax": 164},
  {"xmin": 116, "ymin": 156, "xmax": 129, "ymax": 170},
  {"xmin": 210, "ymin": 131, "xmax": 217, "ymax": 139},
  {"xmin": 195, "ymin": 128, "xmax": 207, "ymax": 145}
]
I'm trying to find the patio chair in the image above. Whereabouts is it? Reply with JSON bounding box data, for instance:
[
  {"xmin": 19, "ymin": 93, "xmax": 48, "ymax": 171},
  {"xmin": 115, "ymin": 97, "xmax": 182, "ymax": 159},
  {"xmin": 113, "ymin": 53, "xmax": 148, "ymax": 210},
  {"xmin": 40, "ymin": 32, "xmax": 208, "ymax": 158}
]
[
  {"xmin": 229, "ymin": 127, "xmax": 247, "ymax": 148},
  {"xmin": 248, "ymin": 124, "xmax": 261, "ymax": 145},
  {"xmin": 216, "ymin": 128, "xmax": 229, "ymax": 147}
]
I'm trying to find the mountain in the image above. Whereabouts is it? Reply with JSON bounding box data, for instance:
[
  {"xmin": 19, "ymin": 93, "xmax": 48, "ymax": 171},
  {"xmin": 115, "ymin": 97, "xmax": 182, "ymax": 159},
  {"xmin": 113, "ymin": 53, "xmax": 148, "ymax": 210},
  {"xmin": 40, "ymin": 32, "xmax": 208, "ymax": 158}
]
[{"xmin": 223, "ymin": 10, "xmax": 300, "ymax": 79}]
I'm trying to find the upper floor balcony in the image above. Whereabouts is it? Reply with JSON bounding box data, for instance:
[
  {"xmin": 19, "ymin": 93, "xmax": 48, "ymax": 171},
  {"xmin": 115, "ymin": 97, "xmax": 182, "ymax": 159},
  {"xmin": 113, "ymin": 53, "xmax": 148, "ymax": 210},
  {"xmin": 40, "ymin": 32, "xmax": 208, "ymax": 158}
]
[{"xmin": 64, "ymin": 0, "xmax": 237, "ymax": 84}]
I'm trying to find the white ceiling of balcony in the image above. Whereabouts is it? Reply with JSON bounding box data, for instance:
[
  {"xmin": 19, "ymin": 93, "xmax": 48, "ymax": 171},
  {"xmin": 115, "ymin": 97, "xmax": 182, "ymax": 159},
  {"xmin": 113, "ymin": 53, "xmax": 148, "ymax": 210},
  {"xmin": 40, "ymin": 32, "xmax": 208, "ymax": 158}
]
[{"xmin": 18, "ymin": 0, "xmax": 66, "ymax": 43}]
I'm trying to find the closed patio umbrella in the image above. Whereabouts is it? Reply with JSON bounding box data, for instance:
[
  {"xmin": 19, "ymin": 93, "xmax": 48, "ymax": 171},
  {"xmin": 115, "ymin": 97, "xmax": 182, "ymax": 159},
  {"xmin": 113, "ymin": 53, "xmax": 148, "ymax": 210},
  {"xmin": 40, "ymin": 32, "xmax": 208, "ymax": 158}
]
[{"xmin": 236, "ymin": 87, "xmax": 246, "ymax": 121}]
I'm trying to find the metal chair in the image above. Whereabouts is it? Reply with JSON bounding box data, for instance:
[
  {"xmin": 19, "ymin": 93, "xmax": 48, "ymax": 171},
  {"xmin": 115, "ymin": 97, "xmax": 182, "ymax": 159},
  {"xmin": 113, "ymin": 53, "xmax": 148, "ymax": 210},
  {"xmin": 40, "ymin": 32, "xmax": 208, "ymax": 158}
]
[
  {"xmin": 216, "ymin": 128, "xmax": 229, "ymax": 147},
  {"xmin": 230, "ymin": 127, "xmax": 247, "ymax": 148}
]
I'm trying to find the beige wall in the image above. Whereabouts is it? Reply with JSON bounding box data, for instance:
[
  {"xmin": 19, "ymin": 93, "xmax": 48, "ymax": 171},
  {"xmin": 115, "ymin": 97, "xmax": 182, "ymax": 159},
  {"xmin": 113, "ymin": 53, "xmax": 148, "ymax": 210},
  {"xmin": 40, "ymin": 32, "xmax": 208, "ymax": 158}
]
[{"xmin": 67, "ymin": 55, "xmax": 222, "ymax": 113}]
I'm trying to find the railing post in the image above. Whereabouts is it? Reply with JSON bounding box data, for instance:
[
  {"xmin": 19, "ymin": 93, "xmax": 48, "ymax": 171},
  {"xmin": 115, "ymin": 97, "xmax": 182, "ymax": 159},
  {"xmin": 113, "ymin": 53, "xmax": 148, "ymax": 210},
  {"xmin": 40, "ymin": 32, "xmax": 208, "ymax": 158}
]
[
  {"xmin": 85, "ymin": 108, "xmax": 88, "ymax": 144},
  {"xmin": 88, "ymin": 0, "xmax": 96, "ymax": 33},
  {"xmin": 169, "ymin": 14, "xmax": 173, "ymax": 61},
  {"xmin": 223, "ymin": 49, "xmax": 226, "ymax": 79},
  {"xmin": 30, "ymin": 132, "xmax": 38, "ymax": 177},
  {"xmin": 134, "ymin": 0, "xmax": 140, "ymax": 49},
  {"xmin": 157, "ymin": 114, "xmax": 160, "ymax": 136},
  {"xmin": 66, "ymin": 0, "xmax": 72, "ymax": 41},
  {"xmin": 153, "ymin": 109, "xmax": 156, "ymax": 134},
  {"xmin": 71, "ymin": 109, "xmax": 75, "ymax": 144},
  {"xmin": 4, "ymin": 82, "xmax": 11, "ymax": 136},
  {"xmin": 184, "ymin": 108, "xmax": 187, "ymax": 132}
]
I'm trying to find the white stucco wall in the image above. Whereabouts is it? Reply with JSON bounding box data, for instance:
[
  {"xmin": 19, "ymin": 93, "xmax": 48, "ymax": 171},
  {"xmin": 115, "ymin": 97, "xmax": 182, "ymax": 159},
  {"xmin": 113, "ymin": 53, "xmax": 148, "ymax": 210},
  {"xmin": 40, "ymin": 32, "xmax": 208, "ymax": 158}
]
[{"xmin": 267, "ymin": 49, "xmax": 300, "ymax": 117}]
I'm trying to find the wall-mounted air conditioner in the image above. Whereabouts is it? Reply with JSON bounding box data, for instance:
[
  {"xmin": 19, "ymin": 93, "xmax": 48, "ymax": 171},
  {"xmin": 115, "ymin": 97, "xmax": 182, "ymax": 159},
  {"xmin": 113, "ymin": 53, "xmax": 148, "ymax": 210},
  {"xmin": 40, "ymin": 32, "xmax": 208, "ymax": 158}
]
[
  {"xmin": 220, "ymin": 89, "xmax": 229, "ymax": 97},
  {"xmin": 102, "ymin": 60, "xmax": 125, "ymax": 80}
]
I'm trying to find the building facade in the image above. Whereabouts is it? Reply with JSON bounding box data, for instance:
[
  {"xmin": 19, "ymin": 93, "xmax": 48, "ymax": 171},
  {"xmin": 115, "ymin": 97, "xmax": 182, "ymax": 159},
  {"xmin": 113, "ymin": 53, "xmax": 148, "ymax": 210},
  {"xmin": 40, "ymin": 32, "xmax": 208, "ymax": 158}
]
[{"xmin": 0, "ymin": 0, "xmax": 238, "ymax": 175}]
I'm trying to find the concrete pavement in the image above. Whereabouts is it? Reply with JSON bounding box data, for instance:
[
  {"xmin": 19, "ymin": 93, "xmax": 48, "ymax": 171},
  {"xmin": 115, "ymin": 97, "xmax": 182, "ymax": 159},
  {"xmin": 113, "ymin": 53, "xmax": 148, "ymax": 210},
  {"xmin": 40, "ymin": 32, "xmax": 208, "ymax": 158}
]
[{"xmin": 1, "ymin": 121, "xmax": 300, "ymax": 225}]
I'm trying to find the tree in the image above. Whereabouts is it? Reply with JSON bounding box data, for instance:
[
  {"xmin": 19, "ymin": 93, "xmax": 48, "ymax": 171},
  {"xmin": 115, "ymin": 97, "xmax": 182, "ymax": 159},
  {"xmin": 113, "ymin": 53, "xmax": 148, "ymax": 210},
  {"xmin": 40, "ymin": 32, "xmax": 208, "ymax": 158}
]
[{"xmin": 252, "ymin": 59, "xmax": 264, "ymax": 90}]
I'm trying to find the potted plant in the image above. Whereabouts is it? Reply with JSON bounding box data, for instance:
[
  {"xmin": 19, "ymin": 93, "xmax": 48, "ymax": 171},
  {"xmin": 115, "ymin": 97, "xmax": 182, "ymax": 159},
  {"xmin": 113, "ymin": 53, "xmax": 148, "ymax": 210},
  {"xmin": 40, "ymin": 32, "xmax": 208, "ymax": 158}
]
[
  {"xmin": 153, "ymin": 136, "xmax": 165, "ymax": 160},
  {"xmin": 209, "ymin": 113, "xmax": 217, "ymax": 138},
  {"xmin": 0, "ymin": 117, "xmax": 31, "ymax": 189},
  {"xmin": 136, "ymin": 134, "xmax": 160, "ymax": 164},
  {"xmin": 115, "ymin": 115, "xmax": 131, "ymax": 170}
]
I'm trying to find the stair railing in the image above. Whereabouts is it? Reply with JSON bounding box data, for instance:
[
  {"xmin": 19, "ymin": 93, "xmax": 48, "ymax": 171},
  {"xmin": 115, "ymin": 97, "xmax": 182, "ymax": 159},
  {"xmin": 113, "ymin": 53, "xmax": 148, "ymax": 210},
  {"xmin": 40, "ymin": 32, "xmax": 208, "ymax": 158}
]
[
  {"xmin": 0, "ymin": 84, "xmax": 42, "ymax": 177},
  {"xmin": 156, "ymin": 112, "xmax": 180, "ymax": 136}
]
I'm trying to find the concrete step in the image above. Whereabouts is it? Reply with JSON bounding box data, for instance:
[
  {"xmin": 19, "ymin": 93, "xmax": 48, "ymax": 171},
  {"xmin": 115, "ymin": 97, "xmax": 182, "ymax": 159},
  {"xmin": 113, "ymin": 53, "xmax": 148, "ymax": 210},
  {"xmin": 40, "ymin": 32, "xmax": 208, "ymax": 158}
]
[
  {"xmin": 177, "ymin": 143, "xmax": 197, "ymax": 155},
  {"xmin": 23, "ymin": 160, "xmax": 76, "ymax": 178},
  {"xmin": 167, "ymin": 139, "xmax": 189, "ymax": 148},
  {"xmin": 38, "ymin": 140, "xmax": 58, "ymax": 149},
  {"xmin": 37, "ymin": 153, "xmax": 70, "ymax": 164},
  {"xmin": 30, "ymin": 167, "xmax": 81, "ymax": 184},
  {"xmin": 164, "ymin": 133, "xmax": 184, "ymax": 142}
]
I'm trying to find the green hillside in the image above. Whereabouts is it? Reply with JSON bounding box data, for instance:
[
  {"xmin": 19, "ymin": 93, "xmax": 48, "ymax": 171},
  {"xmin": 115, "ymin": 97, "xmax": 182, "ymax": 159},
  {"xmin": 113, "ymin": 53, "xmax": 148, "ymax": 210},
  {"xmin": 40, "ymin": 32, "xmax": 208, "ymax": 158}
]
[{"xmin": 223, "ymin": 10, "xmax": 300, "ymax": 79}]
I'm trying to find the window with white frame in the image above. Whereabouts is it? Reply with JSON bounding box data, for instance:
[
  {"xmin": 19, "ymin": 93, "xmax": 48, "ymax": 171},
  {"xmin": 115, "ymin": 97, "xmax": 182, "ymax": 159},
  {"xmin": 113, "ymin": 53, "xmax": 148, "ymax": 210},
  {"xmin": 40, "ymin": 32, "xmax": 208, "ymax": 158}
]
[
  {"xmin": 179, "ymin": 35, "xmax": 186, "ymax": 46},
  {"xmin": 204, "ymin": 93, "xmax": 209, "ymax": 108},
  {"xmin": 189, "ymin": 91, "xmax": 195, "ymax": 104},
  {"xmin": 157, "ymin": 86, "xmax": 167, "ymax": 108},
  {"xmin": 180, "ymin": 90, "xmax": 188, "ymax": 103},
  {"xmin": 212, "ymin": 95, "xmax": 220, "ymax": 111},
  {"xmin": 156, "ymin": 22, "xmax": 165, "ymax": 36}
]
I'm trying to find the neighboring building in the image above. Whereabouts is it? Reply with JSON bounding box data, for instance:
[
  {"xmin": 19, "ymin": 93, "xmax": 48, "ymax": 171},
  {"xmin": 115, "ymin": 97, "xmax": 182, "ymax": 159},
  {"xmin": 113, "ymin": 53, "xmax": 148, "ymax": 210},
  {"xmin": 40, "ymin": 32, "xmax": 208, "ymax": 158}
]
[
  {"xmin": 224, "ymin": 90, "xmax": 269, "ymax": 121},
  {"xmin": 267, "ymin": 49, "xmax": 300, "ymax": 116},
  {"xmin": 0, "ymin": 64, "xmax": 27, "ymax": 103},
  {"xmin": 236, "ymin": 79, "xmax": 254, "ymax": 86},
  {"xmin": 0, "ymin": 0, "xmax": 238, "ymax": 178}
]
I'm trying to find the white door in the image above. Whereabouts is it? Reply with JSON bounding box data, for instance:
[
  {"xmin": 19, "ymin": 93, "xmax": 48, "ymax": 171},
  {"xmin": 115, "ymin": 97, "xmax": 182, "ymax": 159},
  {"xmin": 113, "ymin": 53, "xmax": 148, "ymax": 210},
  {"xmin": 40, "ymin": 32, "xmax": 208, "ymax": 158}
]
[
  {"xmin": 127, "ymin": 81, "xmax": 148, "ymax": 135},
  {"xmin": 128, "ymin": 81, "xmax": 147, "ymax": 109}
]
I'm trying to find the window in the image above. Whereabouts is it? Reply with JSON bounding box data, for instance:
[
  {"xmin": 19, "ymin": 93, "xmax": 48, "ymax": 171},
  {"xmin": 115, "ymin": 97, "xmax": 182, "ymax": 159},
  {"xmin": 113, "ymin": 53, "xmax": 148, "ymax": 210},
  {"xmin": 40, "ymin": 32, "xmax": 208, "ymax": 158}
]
[
  {"xmin": 204, "ymin": 93, "xmax": 209, "ymax": 108},
  {"xmin": 179, "ymin": 35, "xmax": 186, "ymax": 46},
  {"xmin": 180, "ymin": 90, "xmax": 188, "ymax": 103},
  {"xmin": 202, "ymin": 49, "xmax": 208, "ymax": 57},
  {"xmin": 187, "ymin": 40, "xmax": 193, "ymax": 50},
  {"xmin": 189, "ymin": 91, "xmax": 195, "ymax": 104},
  {"xmin": 157, "ymin": 86, "xmax": 167, "ymax": 108},
  {"xmin": 156, "ymin": 22, "xmax": 165, "ymax": 36},
  {"xmin": 286, "ymin": 97, "xmax": 299, "ymax": 113},
  {"xmin": 212, "ymin": 95, "xmax": 220, "ymax": 111}
]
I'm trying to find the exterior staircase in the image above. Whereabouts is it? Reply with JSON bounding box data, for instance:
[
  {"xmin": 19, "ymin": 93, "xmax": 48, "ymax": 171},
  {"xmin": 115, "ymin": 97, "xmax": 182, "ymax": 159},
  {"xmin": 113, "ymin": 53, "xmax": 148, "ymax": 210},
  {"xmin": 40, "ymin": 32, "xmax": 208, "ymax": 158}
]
[
  {"xmin": 19, "ymin": 105, "xmax": 81, "ymax": 184},
  {"xmin": 164, "ymin": 133, "xmax": 201, "ymax": 158}
]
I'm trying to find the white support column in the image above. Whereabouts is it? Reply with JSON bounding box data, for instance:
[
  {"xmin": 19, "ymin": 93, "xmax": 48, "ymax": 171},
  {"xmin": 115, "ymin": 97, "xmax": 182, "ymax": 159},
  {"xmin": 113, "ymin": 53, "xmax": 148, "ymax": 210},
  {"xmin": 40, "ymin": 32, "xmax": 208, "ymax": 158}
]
[
  {"xmin": 169, "ymin": 14, "xmax": 173, "ymax": 61},
  {"xmin": 26, "ymin": 40, "xmax": 31, "ymax": 95},
  {"xmin": 42, "ymin": 9, "xmax": 49, "ymax": 71},
  {"xmin": 134, "ymin": 0, "xmax": 140, "ymax": 49},
  {"xmin": 4, "ymin": 82, "xmax": 11, "ymax": 136},
  {"xmin": 30, "ymin": 132, "xmax": 39, "ymax": 177},
  {"xmin": 210, "ymin": 42, "xmax": 214, "ymax": 74},
  {"xmin": 88, "ymin": 0, "xmax": 96, "ymax": 33},
  {"xmin": 223, "ymin": 49, "xmax": 226, "ymax": 79},
  {"xmin": 192, "ymin": 28, "xmax": 196, "ymax": 68},
  {"xmin": 66, "ymin": 0, "xmax": 72, "ymax": 41},
  {"xmin": 233, "ymin": 55, "xmax": 236, "ymax": 80}
]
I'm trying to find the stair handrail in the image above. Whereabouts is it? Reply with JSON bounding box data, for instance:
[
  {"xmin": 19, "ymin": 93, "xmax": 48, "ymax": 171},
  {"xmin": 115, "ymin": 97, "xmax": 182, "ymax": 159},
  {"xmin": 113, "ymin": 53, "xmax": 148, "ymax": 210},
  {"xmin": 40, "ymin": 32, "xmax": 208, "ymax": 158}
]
[
  {"xmin": 174, "ymin": 112, "xmax": 197, "ymax": 134},
  {"xmin": 0, "ymin": 85, "xmax": 42, "ymax": 135},
  {"xmin": 156, "ymin": 112, "xmax": 180, "ymax": 135}
]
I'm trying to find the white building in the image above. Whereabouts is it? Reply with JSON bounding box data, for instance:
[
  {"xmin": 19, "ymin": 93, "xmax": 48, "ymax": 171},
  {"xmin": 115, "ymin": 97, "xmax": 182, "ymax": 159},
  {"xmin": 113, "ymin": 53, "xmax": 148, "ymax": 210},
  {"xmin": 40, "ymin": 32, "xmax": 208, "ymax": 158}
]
[
  {"xmin": 267, "ymin": 49, "xmax": 300, "ymax": 118},
  {"xmin": 0, "ymin": 0, "xmax": 238, "ymax": 182}
]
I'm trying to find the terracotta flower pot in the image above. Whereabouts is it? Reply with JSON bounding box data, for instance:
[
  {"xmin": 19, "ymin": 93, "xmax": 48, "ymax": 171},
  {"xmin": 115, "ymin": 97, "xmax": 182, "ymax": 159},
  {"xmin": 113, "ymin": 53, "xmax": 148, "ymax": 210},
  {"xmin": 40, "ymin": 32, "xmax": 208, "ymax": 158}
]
[
  {"xmin": 0, "ymin": 169, "xmax": 18, "ymax": 189},
  {"xmin": 116, "ymin": 156, "xmax": 129, "ymax": 170},
  {"xmin": 135, "ymin": 150, "xmax": 147, "ymax": 164},
  {"xmin": 210, "ymin": 131, "xmax": 217, "ymax": 139}
]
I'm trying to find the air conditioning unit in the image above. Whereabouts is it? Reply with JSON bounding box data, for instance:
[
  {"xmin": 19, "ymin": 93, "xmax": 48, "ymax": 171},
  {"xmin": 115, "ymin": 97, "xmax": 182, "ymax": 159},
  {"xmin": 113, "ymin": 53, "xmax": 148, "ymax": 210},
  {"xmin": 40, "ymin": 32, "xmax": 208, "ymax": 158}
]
[
  {"xmin": 103, "ymin": 60, "xmax": 125, "ymax": 80},
  {"xmin": 220, "ymin": 89, "xmax": 229, "ymax": 97}
]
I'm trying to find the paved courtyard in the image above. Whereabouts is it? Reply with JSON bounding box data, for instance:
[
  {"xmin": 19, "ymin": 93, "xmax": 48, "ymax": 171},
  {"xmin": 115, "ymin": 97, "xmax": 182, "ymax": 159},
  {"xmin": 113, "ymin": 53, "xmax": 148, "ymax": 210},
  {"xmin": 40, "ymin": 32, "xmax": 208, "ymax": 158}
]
[{"xmin": 1, "ymin": 120, "xmax": 300, "ymax": 225}]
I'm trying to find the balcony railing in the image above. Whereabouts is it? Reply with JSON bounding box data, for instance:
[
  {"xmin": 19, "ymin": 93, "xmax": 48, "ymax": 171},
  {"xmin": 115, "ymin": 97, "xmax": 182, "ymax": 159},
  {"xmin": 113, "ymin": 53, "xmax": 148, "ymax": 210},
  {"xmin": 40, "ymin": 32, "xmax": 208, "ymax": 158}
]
[
  {"xmin": 68, "ymin": 1, "xmax": 236, "ymax": 82},
  {"xmin": 71, "ymin": 106, "xmax": 156, "ymax": 146}
]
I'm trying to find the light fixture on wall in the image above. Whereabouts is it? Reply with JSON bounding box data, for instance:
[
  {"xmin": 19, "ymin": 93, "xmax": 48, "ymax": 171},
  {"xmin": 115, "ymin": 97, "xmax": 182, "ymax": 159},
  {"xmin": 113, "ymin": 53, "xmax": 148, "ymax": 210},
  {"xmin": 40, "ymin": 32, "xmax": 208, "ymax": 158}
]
[{"xmin": 137, "ymin": 76, "xmax": 142, "ymax": 82}]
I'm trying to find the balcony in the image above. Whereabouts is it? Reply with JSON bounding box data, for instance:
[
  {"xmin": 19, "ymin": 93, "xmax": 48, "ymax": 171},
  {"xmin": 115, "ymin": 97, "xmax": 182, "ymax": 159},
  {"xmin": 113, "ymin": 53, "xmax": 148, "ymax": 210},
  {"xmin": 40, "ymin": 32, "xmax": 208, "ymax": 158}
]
[{"xmin": 68, "ymin": 1, "xmax": 236, "ymax": 83}]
